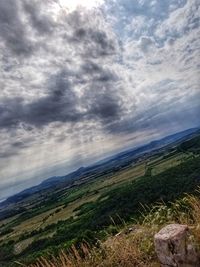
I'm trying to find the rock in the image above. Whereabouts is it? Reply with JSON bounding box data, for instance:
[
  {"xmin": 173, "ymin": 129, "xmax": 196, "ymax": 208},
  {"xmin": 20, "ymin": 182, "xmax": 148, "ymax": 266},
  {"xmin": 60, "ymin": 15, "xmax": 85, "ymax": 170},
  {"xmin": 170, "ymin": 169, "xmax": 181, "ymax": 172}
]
[{"xmin": 154, "ymin": 224, "xmax": 200, "ymax": 267}]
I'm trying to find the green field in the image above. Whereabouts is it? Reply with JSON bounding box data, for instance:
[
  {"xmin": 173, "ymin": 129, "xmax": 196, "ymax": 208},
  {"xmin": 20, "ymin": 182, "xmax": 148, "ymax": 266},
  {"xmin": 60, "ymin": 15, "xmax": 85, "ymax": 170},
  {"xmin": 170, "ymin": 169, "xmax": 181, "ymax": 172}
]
[{"xmin": 0, "ymin": 134, "xmax": 200, "ymax": 266}]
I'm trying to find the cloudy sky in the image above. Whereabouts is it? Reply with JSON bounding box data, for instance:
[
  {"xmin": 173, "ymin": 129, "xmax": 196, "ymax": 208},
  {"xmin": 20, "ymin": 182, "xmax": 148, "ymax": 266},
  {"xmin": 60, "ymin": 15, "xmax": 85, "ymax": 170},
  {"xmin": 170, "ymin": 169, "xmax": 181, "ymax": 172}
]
[{"xmin": 0, "ymin": 0, "xmax": 199, "ymax": 200}]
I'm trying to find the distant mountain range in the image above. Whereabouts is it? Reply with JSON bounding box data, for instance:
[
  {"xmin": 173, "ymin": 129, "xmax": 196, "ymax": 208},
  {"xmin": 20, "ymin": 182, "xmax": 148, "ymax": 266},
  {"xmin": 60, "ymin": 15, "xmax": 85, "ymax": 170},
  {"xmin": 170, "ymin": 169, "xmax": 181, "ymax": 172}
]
[{"xmin": 1, "ymin": 127, "xmax": 199, "ymax": 208}]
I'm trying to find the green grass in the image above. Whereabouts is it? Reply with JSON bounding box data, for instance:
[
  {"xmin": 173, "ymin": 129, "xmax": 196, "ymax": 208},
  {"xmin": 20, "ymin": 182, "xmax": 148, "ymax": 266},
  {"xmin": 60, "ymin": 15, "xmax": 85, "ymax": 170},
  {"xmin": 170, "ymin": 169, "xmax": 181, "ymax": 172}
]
[{"xmin": 150, "ymin": 152, "xmax": 190, "ymax": 175}]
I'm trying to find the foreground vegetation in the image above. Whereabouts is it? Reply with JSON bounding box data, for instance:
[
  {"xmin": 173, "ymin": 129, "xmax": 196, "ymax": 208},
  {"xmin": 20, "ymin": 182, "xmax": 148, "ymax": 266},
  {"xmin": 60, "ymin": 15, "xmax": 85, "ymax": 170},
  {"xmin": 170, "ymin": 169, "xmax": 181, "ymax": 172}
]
[
  {"xmin": 0, "ymin": 134, "xmax": 200, "ymax": 266},
  {"xmin": 29, "ymin": 190, "xmax": 200, "ymax": 267}
]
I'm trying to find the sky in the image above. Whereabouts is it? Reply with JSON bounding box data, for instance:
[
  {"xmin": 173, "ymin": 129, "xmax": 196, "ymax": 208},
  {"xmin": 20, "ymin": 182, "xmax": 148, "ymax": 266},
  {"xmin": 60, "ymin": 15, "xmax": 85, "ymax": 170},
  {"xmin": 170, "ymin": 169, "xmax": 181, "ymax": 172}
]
[{"xmin": 0, "ymin": 0, "xmax": 199, "ymax": 200}]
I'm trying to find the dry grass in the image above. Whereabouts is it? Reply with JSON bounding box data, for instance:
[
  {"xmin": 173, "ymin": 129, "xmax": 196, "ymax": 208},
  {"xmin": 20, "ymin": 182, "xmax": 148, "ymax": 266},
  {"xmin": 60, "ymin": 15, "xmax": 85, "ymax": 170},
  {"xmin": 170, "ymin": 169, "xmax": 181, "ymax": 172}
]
[
  {"xmin": 27, "ymin": 191, "xmax": 200, "ymax": 267},
  {"xmin": 28, "ymin": 233, "xmax": 159, "ymax": 267},
  {"xmin": 186, "ymin": 194, "xmax": 200, "ymax": 245}
]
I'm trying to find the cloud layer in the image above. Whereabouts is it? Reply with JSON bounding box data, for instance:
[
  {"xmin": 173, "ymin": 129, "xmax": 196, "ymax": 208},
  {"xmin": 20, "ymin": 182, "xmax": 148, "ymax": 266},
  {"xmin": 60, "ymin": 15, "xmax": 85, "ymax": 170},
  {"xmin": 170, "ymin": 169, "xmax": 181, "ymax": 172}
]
[{"xmin": 0, "ymin": 0, "xmax": 199, "ymax": 198}]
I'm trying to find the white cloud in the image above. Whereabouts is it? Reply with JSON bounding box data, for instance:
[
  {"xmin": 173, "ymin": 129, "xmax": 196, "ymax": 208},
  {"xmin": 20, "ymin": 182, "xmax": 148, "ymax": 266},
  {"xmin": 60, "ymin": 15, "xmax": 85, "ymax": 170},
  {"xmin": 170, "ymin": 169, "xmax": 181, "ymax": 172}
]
[
  {"xmin": 0, "ymin": 0, "xmax": 199, "ymax": 198},
  {"xmin": 156, "ymin": 0, "xmax": 200, "ymax": 39}
]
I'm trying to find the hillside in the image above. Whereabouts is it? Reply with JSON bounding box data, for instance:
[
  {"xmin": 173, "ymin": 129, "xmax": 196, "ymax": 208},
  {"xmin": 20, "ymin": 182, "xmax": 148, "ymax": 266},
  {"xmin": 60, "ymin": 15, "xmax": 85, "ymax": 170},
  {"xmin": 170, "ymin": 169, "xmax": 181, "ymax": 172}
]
[
  {"xmin": 29, "ymin": 191, "xmax": 200, "ymax": 267},
  {"xmin": 0, "ymin": 132, "xmax": 200, "ymax": 266}
]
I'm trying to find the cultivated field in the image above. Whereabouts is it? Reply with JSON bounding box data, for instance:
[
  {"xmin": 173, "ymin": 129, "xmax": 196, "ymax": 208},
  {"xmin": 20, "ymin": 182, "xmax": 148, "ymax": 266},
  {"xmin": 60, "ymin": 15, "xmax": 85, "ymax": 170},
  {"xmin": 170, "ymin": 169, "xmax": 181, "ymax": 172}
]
[{"xmin": 0, "ymin": 134, "xmax": 200, "ymax": 266}]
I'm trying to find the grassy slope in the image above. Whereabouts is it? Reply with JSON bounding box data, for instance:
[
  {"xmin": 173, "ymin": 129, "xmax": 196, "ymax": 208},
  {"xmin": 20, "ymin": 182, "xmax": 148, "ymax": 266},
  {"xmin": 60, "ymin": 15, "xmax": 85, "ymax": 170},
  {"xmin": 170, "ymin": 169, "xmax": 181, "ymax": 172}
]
[{"xmin": 30, "ymin": 190, "xmax": 200, "ymax": 267}]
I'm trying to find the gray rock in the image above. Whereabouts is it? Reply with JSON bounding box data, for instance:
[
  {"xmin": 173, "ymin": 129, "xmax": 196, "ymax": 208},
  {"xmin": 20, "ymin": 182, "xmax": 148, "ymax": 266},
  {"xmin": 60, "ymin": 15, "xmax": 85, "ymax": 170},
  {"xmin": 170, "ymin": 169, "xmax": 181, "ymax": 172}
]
[{"xmin": 154, "ymin": 224, "xmax": 200, "ymax": 267}]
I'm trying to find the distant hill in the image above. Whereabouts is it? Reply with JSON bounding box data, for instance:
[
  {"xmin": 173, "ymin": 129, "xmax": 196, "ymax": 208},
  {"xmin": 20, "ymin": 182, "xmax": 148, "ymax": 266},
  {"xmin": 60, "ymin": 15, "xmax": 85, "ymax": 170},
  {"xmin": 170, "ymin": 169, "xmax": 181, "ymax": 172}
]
[
  {"xmin": 1, "ymin": 127, "xmax": 199, "ymax": 208},
  {"xmin": 96, "ymin": 127, "xmax": 200, "ymax": 165}
]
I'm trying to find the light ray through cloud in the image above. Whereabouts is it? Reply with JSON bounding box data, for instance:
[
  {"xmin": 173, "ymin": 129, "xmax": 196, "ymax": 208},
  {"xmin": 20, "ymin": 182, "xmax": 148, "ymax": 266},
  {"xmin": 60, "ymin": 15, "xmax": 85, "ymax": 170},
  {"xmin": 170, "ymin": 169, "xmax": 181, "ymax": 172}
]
[{"xmin": 0, "ymin": 0, "xmax": 199, "ymax": 199}]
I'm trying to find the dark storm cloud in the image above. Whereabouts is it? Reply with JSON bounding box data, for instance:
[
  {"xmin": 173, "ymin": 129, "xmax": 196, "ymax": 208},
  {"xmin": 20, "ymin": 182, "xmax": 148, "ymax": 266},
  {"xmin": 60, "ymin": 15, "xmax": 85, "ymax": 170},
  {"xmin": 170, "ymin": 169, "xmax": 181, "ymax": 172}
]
[
  {"xmin": 0, "ymin": 150, "xmax": 18, "ymax": 159},
  {"xmin": 25, "ymin": 71, "xmax": 82, "ymax": 127},
  {"xmin": 65, "ymin": 10, "xmax": 119, "ymax": 58},
  {"xmin": 71, "ymin": 27, "xmax": 117, "ymax": 58},
  {"xmin": 0, "ymin": 0, "xmax": 123, "ymax": 133},
  {"xmin": 81, "ymin": 60, "xmax": 118, "ymax": 82},
  {"xmin": 85, "ymin": 84, "xmax": 123, "ymax": 122},
  {"xmin": 89, "ymin": 92, "xmax": 122, "ymax": 120},
  {"xmin": 81, "ymin": 61, "xmax": 102, "ymax": 76},
  {"xmin": 81, "ymin": 62, "xmax": 123, "ymax": 122},
  {"xmin": 0, "ymin": 0, "xmax": 198, "ymax": 138},
  {"xmin": 23, "ymin": 1, "xmax": 55, "ymax": 34},
  {"xmin": 0, "ymin": 97, "xmax": 24, "ymax": 129},
  {"xmin": 0, "ymin": 64, "xmax": 123, "ymax": 130},
  {"xmin": 0, "ymin": 0, "xmax": 123, "ymax": 131},
  {"xmin": 0, "ymin": 0, "xmax": 34, "ymax": 56},
  {"xmin": 0, "ymin": 71, "xmax": 81, "ymax": 129}
]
